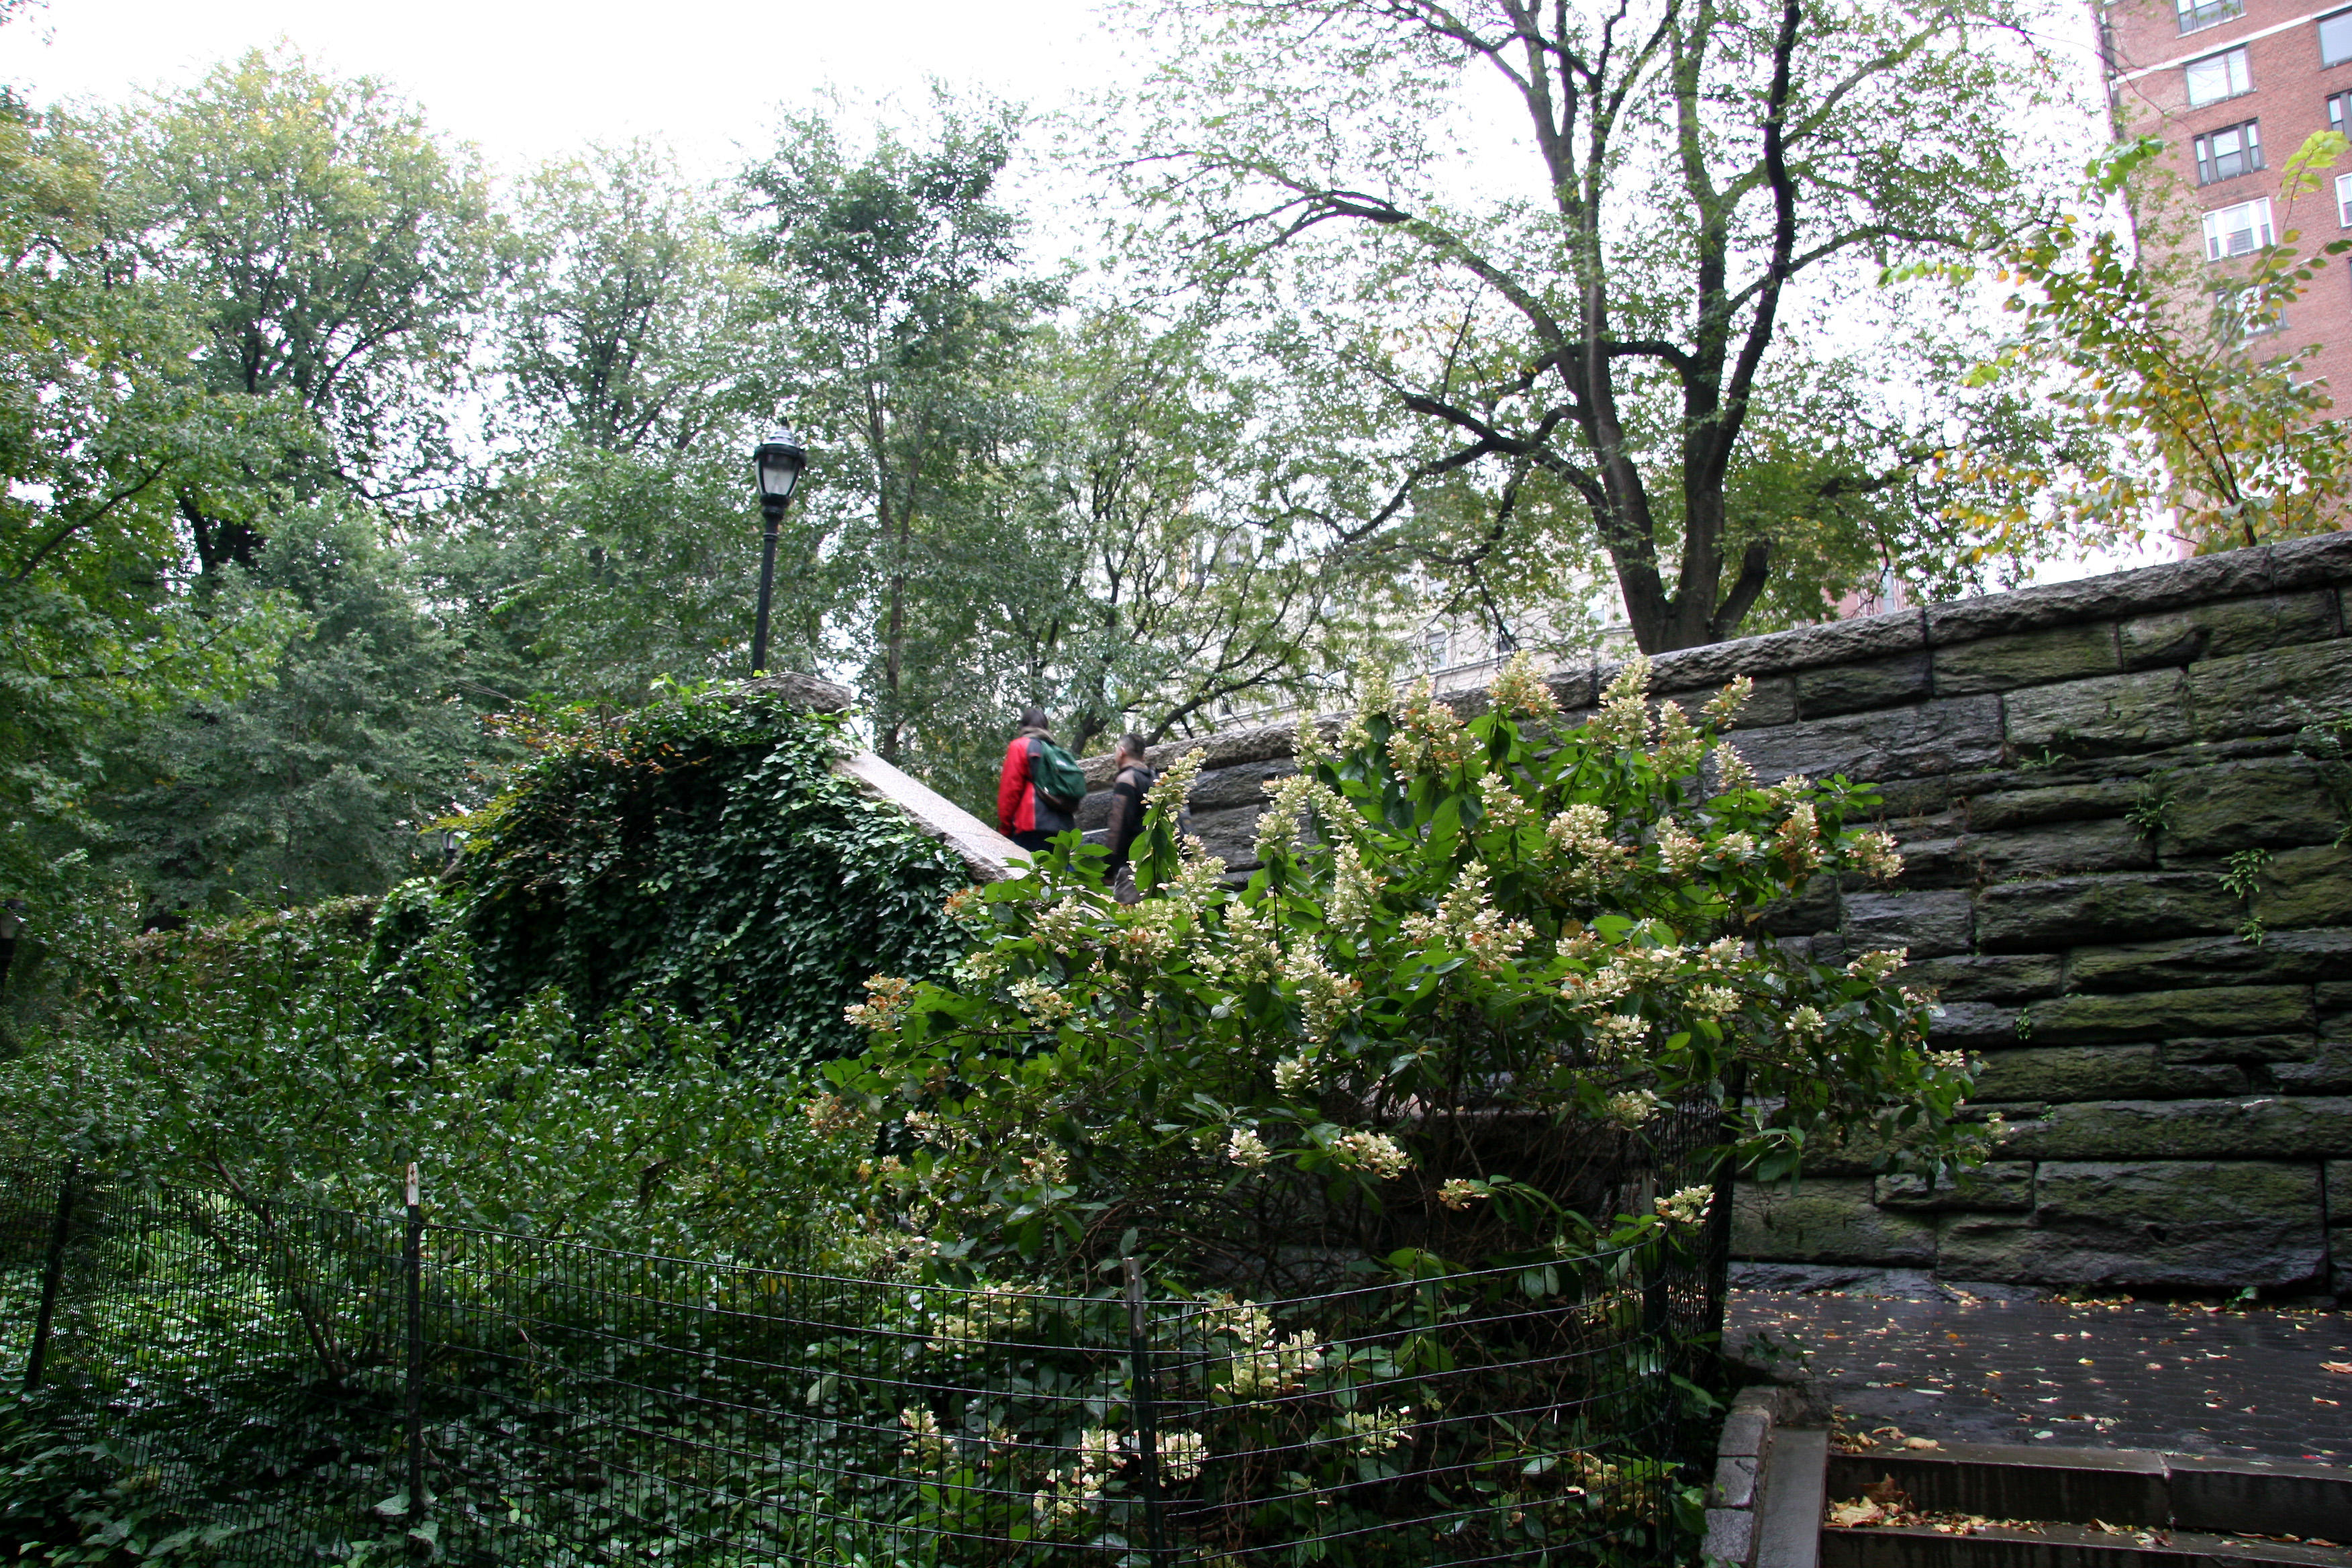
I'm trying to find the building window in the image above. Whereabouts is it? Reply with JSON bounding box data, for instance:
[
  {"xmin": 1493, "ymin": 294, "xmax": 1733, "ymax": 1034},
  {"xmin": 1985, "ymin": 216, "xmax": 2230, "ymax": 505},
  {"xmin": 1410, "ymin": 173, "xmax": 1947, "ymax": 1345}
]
[
  {"xmin": 2194, "ymin": 119, "xmax": 2262, "ymax": 183},
  {"xmin": 2186, "ymin": 45, "xmax": 2253, "ymax": 106},
  {"xmin": 2331, "ymin": 89, "xmax": 2352, "ymax": 135},
  {"xmin": 2325, "ymin": 8, "xmax": 2352, "ymax": 67},
  {"xmin": 2214, "ymin": 285, "xmax": 2284, "ymax": 338},
  {"xmin": 2203, "ymin": 196, "xmax": 2275, "ymax": 258},
  {"xmin": 2337, "ymin": 170, "xmax": 2352, "ymax": 227},
  {"xmin": 2177, "ymin": 0, "xmax": 2241, "ymax": 30}
]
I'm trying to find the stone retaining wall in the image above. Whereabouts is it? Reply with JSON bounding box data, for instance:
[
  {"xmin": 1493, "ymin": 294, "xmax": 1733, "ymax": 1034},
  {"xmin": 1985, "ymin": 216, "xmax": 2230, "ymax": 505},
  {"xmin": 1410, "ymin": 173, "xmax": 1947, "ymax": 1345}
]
[{"xmin": 1075, "ymin": 534, "xmax": 2352, "ymax": 1297}]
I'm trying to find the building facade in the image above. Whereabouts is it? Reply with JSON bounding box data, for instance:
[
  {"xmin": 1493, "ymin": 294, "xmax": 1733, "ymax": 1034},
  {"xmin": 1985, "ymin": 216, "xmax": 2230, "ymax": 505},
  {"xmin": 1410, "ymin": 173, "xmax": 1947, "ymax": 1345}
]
[{"xmin": 2102, "ymin": 0, "xmax": 2352, "ymax": 396}]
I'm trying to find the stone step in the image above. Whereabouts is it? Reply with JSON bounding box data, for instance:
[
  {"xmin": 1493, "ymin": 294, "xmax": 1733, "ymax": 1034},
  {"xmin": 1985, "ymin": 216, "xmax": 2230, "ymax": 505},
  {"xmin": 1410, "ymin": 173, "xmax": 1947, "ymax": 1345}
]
[
  {"xmin": 1820, "ymin": 1519, "xmax": 2350, "ymax": 1568},
  {"xmin": 1824, "ymin": 1445, "xmax": 2352, "ymax": 1543}
]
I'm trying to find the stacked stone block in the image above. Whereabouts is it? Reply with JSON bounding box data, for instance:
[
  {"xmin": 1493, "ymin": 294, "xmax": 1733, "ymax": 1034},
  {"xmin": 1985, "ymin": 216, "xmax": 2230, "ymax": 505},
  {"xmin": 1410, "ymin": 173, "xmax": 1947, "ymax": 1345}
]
[{"xmin": 1076, "ymin": 534, "xmax": 2352, "ymax": 1296}]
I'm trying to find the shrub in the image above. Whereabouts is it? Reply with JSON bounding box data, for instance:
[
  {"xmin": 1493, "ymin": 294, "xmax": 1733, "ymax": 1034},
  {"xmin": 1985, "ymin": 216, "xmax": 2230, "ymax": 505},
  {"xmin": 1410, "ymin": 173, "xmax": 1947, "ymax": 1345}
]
[{"xmin": 826, "ymin": 654, "xmax": 1977, "ymax": 1285}]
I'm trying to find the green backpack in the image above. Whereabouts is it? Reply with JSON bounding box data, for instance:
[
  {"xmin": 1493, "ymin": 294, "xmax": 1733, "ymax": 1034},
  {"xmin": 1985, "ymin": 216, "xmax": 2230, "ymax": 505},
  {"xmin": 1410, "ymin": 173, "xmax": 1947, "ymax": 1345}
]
[{"xmin": 1028, "ymin": 736, "xmax": 1089, "ymax": 815}]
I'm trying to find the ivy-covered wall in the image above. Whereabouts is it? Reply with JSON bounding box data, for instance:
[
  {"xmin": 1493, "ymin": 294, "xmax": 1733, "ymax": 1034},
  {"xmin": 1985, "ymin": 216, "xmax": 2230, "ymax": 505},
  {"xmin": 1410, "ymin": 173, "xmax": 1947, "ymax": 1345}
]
[
  {"xmin": 1076, "ymin": 533, "xmax": 2352, "ymax": 1298},
  {"xmin": 451, "ymin": 685, "xmax": 971, "ymax": 1064}
]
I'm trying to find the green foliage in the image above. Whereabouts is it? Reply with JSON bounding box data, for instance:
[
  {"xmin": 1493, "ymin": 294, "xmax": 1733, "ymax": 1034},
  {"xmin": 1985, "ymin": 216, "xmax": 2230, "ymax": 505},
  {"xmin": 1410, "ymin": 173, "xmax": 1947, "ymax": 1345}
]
[
  {"xmin": 125, "ymin": 45, "xmax": 501, "ymax": 533},
  {"xmin": 740, "ymin": 95, "xmax": 1063, "ymax": 796},
  {"xmin": 1943, "ymin": 134, "xmax": 2352, "ymax": 554},
  {"xmin": 826, "ymin": 654, "xmax": 1976, "ymax": 1283},
  {"xmin": 450, "ymin": 686, "xmax": 970, "ymax": 1062},
  {"xmin": 97, "ymin": 501, "xmax": 495, "ymax": 915},
  {"xmin": 0, "ymin": 689, "xmax": 967, "ymax": 1247},
  {"xmin": 2222, "ymin": 846, "xmax": 2271, "ymax": 947},
  {"xmin": 1108, "ymin": 0, "xmax": 2078, "ymax": 650}
]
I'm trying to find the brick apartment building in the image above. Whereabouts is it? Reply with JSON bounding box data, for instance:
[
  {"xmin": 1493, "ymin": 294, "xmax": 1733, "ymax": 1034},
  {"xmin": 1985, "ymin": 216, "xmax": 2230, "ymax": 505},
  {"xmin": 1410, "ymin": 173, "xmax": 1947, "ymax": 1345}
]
[{"xmin": 2100, "ymin": 0, "xmax": 2352, "ymax": 397}]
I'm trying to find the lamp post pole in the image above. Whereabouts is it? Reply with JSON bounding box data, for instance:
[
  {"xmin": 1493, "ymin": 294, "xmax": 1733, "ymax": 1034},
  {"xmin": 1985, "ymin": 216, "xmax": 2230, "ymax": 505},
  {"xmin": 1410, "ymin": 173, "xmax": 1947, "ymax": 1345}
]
[
  {"xmin": 750, "ymin": 505, "xmax": 784, "ymax": 677},
  {"xmin": 749, "ymin": 426, "xmax": 808, "ymax": 677}
]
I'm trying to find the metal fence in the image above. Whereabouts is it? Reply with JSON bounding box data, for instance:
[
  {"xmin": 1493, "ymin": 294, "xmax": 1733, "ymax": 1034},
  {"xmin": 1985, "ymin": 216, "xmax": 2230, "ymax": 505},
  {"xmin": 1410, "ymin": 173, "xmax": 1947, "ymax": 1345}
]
[{"xmin": 1, "ymin": 1158, "xmax": 1724, "ymax": 1567}]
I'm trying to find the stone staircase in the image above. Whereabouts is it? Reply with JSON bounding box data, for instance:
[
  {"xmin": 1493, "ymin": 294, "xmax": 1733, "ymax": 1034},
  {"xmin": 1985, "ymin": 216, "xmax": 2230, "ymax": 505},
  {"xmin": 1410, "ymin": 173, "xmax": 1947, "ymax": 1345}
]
[{"xmin": 1710, "ymin": 1387, "xmax": 2352, "ymax": 1567}]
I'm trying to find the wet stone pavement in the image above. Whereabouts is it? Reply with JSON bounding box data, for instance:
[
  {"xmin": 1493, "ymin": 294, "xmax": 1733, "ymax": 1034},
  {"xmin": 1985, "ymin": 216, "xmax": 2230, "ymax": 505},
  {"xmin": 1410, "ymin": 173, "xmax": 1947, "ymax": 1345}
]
[{"xmin": 1726, "ymin": 1283, "xmax": 2352, "ymax": 1463}]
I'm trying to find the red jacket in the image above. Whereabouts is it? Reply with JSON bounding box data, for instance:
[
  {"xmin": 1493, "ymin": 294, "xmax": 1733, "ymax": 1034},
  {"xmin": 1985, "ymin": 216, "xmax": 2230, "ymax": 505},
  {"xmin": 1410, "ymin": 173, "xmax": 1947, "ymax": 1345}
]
[{"xmin": 997, "ymin": 730, "xmax": 1059, "ymax": 835}]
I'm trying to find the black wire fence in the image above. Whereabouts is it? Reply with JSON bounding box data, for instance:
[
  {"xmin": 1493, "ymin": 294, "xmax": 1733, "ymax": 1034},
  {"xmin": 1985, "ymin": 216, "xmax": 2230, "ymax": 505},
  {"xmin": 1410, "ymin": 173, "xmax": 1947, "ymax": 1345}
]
[{"xmin": 1, "ymin": 1153, "xmax": 1727, "ymax": 1567}]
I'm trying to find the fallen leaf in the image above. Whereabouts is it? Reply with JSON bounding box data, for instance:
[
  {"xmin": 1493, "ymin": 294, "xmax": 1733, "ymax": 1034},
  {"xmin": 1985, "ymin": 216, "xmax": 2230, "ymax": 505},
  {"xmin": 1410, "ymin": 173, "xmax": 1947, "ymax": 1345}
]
[
  {"xmin": 1863, "ymin": 1476, "xmax": 1912, "ymax": 1510},
  {"xmin": 1904, "ymin": 1436, "xmax": 1941, "ymax": 1450},
  {"xmin": 1828, "ymin": 1500, "xmax": 1885, "ymax": 1528},
  {"xmin": 2322, "ymin": 1362, "xmax": 2352, "ymax": 1375}
]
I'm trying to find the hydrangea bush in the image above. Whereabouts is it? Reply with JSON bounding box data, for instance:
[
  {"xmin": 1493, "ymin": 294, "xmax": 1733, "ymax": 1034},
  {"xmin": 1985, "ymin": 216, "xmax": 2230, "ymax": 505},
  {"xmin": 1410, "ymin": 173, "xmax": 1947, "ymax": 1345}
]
[{"xmin": 827, "ymin": 653, "xmax": 1975, "ymax": 1281}]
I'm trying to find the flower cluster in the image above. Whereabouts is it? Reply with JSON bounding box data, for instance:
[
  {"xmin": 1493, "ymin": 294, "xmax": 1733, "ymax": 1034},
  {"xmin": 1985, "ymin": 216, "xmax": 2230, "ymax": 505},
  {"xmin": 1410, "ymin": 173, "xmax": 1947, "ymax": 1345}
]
[
  {"xmin": 845, "ymin": 974, "xmax": 914, "ymax": 1032},
  {"xmin": 1703, "ymin": 675, "xmax": 1754, "ymax": 729},
  {"xmin": 1031, "ymin": 1426, "xmax": 1124, "ymax": 1529},
  {"xmin": 1654, "ymin": 818, "xmax": 1702, "ymax": 876},
  {"xmin": 1477, "ymin": 772, "xmax": 1537, "ymax": 835},
  {"xmin": 1654, "ymin": 701, "xmax": 1704, "ymax": 778},
  {"xmin": 1327, "ymin": 840, "xmax": 1382, "ymax": 933},
  {"xmin": 1595, "ymin": 657, "xmax": 1655, "ymax": 746},
  {"xmin": 901, "ymin": 1406, "xmax": 950, "ymax": 1467},
  {"xmin": 1256, "ymin": 771, "xmax": 1346, "ymax": 861},
  {"xmin": 1847, "ymin": 948, "xmax": 1908, "ymax": 983},
  {"xmin": 1400, "ymin": 861, "xmax": 1534, "ymax": 973},
  {"xmin": 1338, "ymin": 1406, "xmax": 1414, "ymax": 1455},
  {"xmin": 1436, "ymin": 1177, "xmax": 1487, "ymax": 1211},
  {"xmin": 1200, "ymin": 897, "xmax": 1280, "ymax": 985},
  {"xmin": 1776, "ymin": 800, "xmax": 1822, "ymax": 872},
  {"xmin": 930, "ymin": 1283, "xmax": 1036, "ymax": 1352},
  {"xmin": 1143, "ymin": 748, "xmax": 1206, "ymax": 818},
  {"xmin": 1851, "ymin": 828, "xmax": 1906, "ymax": 880},
  {"xmin": 1386, "ymin": 682, "xmax": 1479, "ymax": 775},
  {"xmin": 1227, "ymin": 1127, "xmax": 1271, "ymax": 1168},
  {"xmin": 1653, "ymin": 1184, "xmax": 1713, "ymax": 1226},
  {"xmin": 1329, "ymin": 1129, "xmax": 1412, "ymax": 1181},
  {"xmin": 1282, "ymin": 947, "xmax": 1364, "ymax": 1042},
  {"xmin": 802, "ymin": 1093, "xmax": 861, "ymax": 1136},
  {"xmin": 1156, "ymin": 1430, "xmax": 1208, "ymax": 1483},
  {"xmin": 1008, "ymin": 976, "xmax": 1074, "ymax": 1022},
  {"xmin": 1487, "ymin": 650, "xmax": 1561, "ymax": 722},
  {"xmin": 1545, "ymin": 803, "xmax": 1633, "ymax": 893},
  {"xmin": 1019, "ymin": 1146, "xmax": 1069, "ymax": 1185},
  {"xmin": 1603, "ymin": 1088, "xmax": 1661, "ymax": 1128}
]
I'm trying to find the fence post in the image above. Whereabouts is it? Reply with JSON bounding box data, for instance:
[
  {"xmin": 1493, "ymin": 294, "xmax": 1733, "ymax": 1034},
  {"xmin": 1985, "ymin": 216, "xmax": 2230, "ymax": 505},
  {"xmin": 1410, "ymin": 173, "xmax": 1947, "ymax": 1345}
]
[
  {"xmin": 1122, "ymin": 1257, "xmax": 1172, "ymax": 1565},
  {"xmin": 404, "ymin": 1161, "xmax": 426, "ymax": 1544},
  {"xmin": 23, "ymin": 1159, "xmax": 76, "ymax": 1391}
]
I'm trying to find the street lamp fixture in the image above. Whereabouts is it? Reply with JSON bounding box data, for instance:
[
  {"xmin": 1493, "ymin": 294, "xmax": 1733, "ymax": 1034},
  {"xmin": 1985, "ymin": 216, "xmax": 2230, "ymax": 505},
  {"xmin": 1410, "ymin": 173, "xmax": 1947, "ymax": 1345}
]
[{"xmin": 749, "ymin": 425, "xmax": 808, "ymax": 677}]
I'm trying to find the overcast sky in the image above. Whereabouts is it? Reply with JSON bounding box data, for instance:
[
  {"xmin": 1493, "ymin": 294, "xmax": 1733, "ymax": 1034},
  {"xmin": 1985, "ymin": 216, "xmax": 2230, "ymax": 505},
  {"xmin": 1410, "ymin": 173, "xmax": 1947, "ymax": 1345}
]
[{"xmin": 0, "ymin": 0, "xmax": 1126, "ymax": 179}]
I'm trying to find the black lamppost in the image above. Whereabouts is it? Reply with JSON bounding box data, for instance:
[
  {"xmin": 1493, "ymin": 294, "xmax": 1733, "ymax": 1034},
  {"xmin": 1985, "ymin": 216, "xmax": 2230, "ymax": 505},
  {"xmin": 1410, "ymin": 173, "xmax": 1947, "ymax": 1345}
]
[{"xmin": 749, "ymin": 425, "xmax": 808, "ymax": 676}]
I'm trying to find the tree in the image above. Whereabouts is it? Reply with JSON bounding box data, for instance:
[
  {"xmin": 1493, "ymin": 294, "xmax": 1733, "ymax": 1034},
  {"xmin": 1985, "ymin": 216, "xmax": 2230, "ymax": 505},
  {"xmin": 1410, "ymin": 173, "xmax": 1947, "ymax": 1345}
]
[
  {"xmin": 0, "ymin": 85, "xmax": 303, "ymax": 905},
  {"xmin": 1941, "ymin": 134, "xmax": 2352, "ymax": 554},
  {"xmin": 101, "ymin": 500, "xmax": 487, "ymax": 913},
  {"xmin": 123, "ymin": 48, "xmax": 500, "ymax": 566},
  {"xmin": 1112, "ymin": 0, "xmax": 2075, "ymax": 650},
  {"xmin": 431, "ymin": 144, "xmax": 787, "ymax": 708},
  {"xmin": 740, "ymin": 97, "xmax": 1060, "ymax": 778},
  {"xmin": 1022, "ymin": 310, "xmax": 1383, "ymax": 752}
]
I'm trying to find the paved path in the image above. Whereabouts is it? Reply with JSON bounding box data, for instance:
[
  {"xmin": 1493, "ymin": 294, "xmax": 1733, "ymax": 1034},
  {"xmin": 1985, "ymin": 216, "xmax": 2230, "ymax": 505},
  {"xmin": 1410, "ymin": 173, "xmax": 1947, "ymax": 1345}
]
[{"xmin": 1727, "ymin": 1287, "xmax": 2352, "ymax": 1463}]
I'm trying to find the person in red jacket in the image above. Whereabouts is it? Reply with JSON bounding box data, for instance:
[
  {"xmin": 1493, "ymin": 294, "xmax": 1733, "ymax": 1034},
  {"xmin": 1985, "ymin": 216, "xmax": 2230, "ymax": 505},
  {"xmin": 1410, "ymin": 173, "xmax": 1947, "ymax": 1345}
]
[{"xmin": 996, "ymin": 707, "xmax": 1072, "ymax": 853}]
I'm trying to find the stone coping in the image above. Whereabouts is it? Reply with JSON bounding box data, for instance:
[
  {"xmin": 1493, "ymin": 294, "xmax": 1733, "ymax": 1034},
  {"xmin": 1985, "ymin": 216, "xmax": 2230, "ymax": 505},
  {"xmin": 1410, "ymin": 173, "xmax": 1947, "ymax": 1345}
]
[{"xmin": 1078, "ymin": 532, "xmax": 2352, "ymax": 785}]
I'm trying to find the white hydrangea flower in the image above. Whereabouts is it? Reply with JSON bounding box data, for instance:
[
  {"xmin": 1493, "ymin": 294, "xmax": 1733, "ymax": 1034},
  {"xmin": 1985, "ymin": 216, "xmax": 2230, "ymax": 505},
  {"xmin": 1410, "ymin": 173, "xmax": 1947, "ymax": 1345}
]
[
  {"xmin": 1604, "ymin": 1087, "xmax": 1661, "ymax": 1128},
  {"xmin": 1653, "ymin": 1184, "xmax": 1713, "ymax": 1226},
  {"xmin": 1328, "ymin": 1129, "xmax": 1412, "ymax": 1181}
]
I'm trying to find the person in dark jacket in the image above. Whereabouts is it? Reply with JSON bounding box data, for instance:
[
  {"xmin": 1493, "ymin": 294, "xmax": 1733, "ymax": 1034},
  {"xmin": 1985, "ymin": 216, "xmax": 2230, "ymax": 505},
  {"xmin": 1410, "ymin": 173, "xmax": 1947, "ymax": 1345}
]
[
  {"xmin": 996, "ymin": 707, "xmax": 1071, "ymax": 854},
  {"xmin": 1100, "ymin": 734, "xmax": 1155, "ymax": 902}
]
